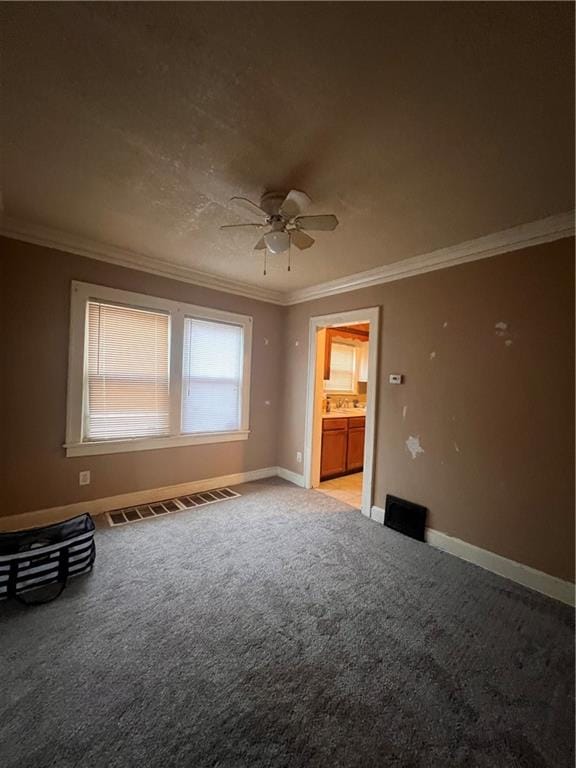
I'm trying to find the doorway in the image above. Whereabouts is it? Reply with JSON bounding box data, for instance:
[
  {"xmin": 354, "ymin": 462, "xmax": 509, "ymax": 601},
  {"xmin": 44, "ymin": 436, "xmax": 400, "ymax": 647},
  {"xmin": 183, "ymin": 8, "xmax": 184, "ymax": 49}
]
[{"xmin": 303, "ymin": 307, "xmax": 380, "ymax": 518}]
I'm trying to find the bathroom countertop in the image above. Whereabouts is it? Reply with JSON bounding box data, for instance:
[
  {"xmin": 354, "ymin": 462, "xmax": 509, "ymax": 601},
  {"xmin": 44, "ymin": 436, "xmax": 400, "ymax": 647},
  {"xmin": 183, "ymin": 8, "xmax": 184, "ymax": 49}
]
[{"xmin": 322, "ymin": 409, "xmax": 366, "ymax": 419}]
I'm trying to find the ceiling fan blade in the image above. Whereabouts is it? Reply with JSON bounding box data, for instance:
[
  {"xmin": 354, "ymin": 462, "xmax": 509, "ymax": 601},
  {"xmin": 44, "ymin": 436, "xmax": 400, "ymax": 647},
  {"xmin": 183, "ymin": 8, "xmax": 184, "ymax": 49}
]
[
  {"xmin": 280, "ymin": 189, "xmax": 312, "ymax": 219},
  {"xmin": 290, "ymin": 230, "xmax": 315, "ymax": 250},
  {"xmin": 230, "ymin": 196, "xmax": 267, "ymax": 218},
  {"xmin": 254, "ymin": 236, "xmax": 267, "ymax": 250},
  {"xmin": 219, "ymin": 222, "xmax": 266, "ymax": 230},
  {"xmin": 294, "ymin": 214, "xmax": 339, "ymax": 231}
]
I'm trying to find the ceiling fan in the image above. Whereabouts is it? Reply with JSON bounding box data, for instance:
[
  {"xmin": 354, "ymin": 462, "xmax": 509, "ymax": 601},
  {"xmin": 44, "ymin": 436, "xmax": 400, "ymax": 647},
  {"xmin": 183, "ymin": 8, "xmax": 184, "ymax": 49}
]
[{"xmin": 220, "ymin": 190, "xmax": 339, "ymax": 273}]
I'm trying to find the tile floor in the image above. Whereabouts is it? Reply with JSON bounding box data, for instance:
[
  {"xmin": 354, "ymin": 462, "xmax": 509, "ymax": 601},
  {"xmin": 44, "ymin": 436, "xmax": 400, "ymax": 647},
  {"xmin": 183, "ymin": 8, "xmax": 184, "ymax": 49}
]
[{"xmin": 317, "ymin": 472, "xmax": 363, "ymax": 508}]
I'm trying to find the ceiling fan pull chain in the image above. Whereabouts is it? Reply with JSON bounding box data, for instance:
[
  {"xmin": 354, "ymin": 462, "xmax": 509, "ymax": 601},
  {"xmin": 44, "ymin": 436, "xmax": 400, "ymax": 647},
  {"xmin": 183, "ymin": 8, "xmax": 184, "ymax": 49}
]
[
  {"xmin": 287, "ymin": 241, "xmax": 291, "ymax": 272},
  {"xmin": 263, "ymin": 249, "xmax": 267, "ymax": 276}
]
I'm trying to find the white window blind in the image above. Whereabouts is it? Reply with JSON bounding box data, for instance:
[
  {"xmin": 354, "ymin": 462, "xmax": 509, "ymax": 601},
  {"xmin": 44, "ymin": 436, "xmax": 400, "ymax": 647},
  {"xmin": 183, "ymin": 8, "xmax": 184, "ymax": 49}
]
[
  {"xmin": 85, "ymin": 301, "xmax": 170, "ymax": 441},
  {"xmin": 325, "ymin": 342, "xmax": 356, "ymax": 392},
  {"xmin": 181, "ymin": 317, "xmax": 243, "ymax": 434}
]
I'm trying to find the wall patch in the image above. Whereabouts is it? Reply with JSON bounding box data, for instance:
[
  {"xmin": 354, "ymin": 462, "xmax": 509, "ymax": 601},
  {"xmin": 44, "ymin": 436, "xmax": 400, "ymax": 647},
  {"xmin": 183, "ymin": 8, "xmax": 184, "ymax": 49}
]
[{"xmin": 406, "ymin": 435, "xmax": 425, "ymax": 460}]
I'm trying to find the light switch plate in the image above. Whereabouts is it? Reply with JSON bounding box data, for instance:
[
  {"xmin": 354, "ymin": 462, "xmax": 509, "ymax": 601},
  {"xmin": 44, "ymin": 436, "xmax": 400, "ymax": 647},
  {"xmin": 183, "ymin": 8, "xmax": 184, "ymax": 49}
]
[
  {"xmin": 79, "ymin": 470, "xmax": 91, "ymax": 486},
  {"xmin": 389, "ymin": 374, "xmax": 403, "ymax": 384}
]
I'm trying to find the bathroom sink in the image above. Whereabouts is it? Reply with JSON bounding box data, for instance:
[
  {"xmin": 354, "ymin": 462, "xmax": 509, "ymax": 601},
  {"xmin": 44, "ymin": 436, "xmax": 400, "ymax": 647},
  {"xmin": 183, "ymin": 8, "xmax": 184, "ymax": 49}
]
[{"xmin": 324, "ymin": 408, "xmax": 366, "ymax": 417}]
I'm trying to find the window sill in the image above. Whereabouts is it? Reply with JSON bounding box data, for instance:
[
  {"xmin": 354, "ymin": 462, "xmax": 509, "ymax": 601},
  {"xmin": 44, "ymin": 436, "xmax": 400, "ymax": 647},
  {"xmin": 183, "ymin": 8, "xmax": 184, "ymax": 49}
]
[{"xmin": 64, "ymin": 430, "xmax": 250, "ymax": 457}]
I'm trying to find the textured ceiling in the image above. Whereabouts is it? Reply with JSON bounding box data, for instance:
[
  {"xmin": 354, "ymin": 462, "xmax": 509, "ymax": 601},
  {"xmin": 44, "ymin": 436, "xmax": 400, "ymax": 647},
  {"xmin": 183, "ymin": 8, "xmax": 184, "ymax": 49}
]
[{"xmin": 1, "ymin": 2, "xmax": 574, "ymax": 292}]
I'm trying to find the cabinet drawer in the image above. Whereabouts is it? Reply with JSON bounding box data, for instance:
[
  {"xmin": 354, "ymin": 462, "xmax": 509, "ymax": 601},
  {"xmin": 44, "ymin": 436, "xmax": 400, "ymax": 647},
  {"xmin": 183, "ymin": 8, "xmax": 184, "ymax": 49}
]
[
  {"xmin": 323, "ymin": 418, "xmax": 348, "ymax": 431},
  {"xmin": 348, "ymin": 416, "xmax": 365, "ymax": 429}
]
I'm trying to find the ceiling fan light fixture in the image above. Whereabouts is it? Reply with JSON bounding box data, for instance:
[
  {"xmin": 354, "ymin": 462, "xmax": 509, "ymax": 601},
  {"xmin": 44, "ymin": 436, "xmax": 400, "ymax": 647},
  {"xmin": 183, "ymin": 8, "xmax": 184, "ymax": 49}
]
[
  {"xmin": 264, "ymin": 230, "xmax": 290, "ymax": 254},
  {"xmin": 223, "ymin": 189, "xmax": 340, "ymax": 273}
]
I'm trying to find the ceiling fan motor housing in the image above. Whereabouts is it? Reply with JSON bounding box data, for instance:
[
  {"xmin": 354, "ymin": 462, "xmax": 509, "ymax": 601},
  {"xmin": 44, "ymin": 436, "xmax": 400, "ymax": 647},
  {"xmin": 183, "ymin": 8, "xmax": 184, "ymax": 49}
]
[{"xmin": 260, "ymin": 191, "xmax": 286, "ymax": 216}]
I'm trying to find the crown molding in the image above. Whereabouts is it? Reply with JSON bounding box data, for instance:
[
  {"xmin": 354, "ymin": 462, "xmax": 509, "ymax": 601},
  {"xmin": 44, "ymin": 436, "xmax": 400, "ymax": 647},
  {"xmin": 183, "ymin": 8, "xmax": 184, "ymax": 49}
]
[
  {"xmin": 0, "ymin": 217, "xmax": 285, "ymax": 305},
  {"xmin": 1, "ymin": 211, "xmax": 573, "ymax": 307},
  {"xmin": 284, "ymin": 210, "xmax": 575, "ymax": 305}
]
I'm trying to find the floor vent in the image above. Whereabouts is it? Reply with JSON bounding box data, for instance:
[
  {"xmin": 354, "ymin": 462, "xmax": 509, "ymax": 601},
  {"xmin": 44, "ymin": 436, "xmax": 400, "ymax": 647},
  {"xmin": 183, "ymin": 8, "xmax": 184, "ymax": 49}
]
[{"xmin": 106, "ymin": 487, "xmax": 241, "ymax": 527}]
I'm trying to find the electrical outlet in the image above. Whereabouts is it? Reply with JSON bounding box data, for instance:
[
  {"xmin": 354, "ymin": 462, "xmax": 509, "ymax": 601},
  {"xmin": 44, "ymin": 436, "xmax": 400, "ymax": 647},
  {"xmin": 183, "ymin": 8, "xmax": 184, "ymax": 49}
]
[
  {"xmin": 296, "ymin": 451, "xmax": 303, "ymax": 464},
  {"xmin": 79, "ymin": 470, "xmax": 91, "ymax": 486}
]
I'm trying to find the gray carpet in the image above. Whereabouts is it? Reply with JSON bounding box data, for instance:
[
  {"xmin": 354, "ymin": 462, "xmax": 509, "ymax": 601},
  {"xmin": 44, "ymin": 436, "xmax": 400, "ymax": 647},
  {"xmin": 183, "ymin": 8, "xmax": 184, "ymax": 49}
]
[{"xmin": 1, "ymin": 478, "xmax": 574, "ymax": 768}]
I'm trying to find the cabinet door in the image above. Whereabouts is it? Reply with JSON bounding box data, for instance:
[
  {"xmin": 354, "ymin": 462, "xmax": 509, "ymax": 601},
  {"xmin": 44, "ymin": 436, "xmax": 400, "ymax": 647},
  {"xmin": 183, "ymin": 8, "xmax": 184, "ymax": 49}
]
[
  {"xmin": 358, "ymin": 341, "xmax": 369, "ymax": 382},
  {"xmin": 321, "ymin": 429, "xmax": 348, "ymax": 479},
  {"xmin": 323, "ymin": 330, "xmax": 332, "ymax": 381},
  {"xmin": 347, "ymin": 427, "xmax": 365, "ymax": 471}
]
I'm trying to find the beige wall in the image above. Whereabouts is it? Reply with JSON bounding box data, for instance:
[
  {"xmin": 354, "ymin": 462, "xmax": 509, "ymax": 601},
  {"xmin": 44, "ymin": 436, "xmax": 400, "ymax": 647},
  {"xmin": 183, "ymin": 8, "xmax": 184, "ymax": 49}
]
[
  {"xmin": 1, "ymin": 236, "xmax": 574, "ymax": 582},
  {"xmin": 279, "ymin": 238, "xmax": 575, "ymax": 582},
  {"xmin": 0, "ymin": 237, "xmax": 283, "ymax": 517}
]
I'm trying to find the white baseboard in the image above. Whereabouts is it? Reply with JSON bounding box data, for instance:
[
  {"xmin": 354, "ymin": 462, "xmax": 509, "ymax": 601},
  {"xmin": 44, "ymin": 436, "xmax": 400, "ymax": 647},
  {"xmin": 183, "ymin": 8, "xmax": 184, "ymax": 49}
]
[
  {"xmin": 427, "ymin": 529, "xmax": 574, "ymax": 607},
  {"xmin": 276, "ymin": 467, "xmax": 306, "ymax": 487},
  {"xmin": 4, "ymin": 478, "xmax": 572, "ymax": 607},
  {"xmin": 0, "ymin": 466, "xmax": 306, "ymax": 533},
  {"xmin": 370, "ymin": 505, "xmax": 574, "ymax": 607},
  {"xmin": 0, "ymin": 467, "xmax": 279, "ymax": 532}
]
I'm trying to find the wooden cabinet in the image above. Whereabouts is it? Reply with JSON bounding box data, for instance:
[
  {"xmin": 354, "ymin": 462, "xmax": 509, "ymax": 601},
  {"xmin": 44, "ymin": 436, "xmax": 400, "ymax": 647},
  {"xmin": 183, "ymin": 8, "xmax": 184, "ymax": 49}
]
[
  {"xmin": 347, "ymin": 424, "xmax": 365, "ymax": 472},
  {"xmin": 323, "ymin": 418, "xmax": 349, "ymax": 431},
  {"xmin": 321, "ymin": 416, "xmax": 365, "ymax": 479},
  {"xmin": 357, "ymin": 341, "xmax": 369, "ymax": 382},
  {"xmin": 320, "ymin": 424, "xmax": 348, "ymax": 478}
]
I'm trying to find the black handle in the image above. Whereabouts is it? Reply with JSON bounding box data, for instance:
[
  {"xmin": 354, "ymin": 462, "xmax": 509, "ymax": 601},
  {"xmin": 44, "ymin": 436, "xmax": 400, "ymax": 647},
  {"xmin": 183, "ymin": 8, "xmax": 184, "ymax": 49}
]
[{"xmin": 11, "ymin": 547, "xmax": 70, "ymax": 607}]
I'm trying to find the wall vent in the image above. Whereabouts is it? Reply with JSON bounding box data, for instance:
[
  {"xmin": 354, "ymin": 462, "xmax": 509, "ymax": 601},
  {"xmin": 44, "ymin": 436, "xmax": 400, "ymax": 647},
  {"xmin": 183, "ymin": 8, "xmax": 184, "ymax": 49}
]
[
  {"xmin": 106, "ymin": 487, "xmax": 241, "ymax": 527},
  {"xmin": 384, "ymin": 494, "xmax": 427, "ymax": 542}
]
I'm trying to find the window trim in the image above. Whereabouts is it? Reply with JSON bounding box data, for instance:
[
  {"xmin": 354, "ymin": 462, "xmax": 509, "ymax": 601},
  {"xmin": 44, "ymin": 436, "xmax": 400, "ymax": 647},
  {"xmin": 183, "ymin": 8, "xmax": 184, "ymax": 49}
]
[{"xmin": 65, "ymin": 281, "xmax": 252, "ymax": 457}]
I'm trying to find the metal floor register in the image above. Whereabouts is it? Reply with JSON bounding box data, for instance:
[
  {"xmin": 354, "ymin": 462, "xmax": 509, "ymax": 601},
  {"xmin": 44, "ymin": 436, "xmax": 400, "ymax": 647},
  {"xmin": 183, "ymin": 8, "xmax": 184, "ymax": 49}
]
[{"xmin": 107, "ymin": 487, "xmax": 241, "ymax": 527}]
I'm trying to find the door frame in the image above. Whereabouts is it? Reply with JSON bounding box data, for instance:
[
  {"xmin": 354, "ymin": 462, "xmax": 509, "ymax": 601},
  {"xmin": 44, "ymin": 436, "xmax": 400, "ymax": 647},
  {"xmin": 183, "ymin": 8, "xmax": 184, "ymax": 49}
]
[{"xmin": 303, "ymin": 306, "xmax": 380, "ymax": 518}]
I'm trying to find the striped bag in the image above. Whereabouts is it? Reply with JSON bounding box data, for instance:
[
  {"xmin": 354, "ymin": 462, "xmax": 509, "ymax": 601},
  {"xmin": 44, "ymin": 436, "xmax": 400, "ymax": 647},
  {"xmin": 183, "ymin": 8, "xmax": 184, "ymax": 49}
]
[{"xmin": 0, "ymin": 514, "xmax": 95, "ymax": 605}]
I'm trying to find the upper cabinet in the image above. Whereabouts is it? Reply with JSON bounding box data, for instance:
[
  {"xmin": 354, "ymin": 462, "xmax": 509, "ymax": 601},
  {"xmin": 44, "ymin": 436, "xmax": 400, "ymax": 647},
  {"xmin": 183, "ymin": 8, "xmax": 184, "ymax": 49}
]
[{"xmin": 357, "ymin": 341, "xmax": 369, "ymax": 382}]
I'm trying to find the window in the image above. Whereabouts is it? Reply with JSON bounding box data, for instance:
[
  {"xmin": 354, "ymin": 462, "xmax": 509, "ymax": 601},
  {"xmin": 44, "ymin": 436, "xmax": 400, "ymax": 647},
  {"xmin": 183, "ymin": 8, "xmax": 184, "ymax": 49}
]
[
  {"xmin": 86, "ymin": 302, "xmax": 170, "ymax": 440},
  {"xmin": 65, "ymin": 282, "xmax": 252, "ymax": 456},
  {"xmin": 324, "ymin": 342, "xmax": 357, "ymax": 393},
  {"xmin": 182, "ymin": 318, "xmax": 243, "ymax": 434}
]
